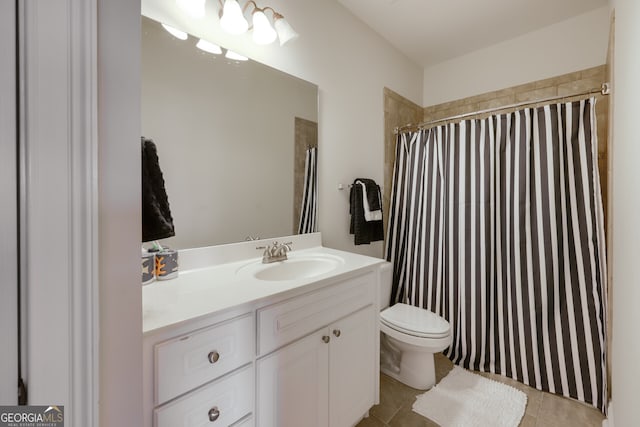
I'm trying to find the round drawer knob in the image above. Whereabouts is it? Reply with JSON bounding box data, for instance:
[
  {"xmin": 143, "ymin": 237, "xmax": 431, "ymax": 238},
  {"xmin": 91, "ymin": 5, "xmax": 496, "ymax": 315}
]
[
  {"xmin": 208, "ymin": 406, "xmax": 220, "ymax": 422},
  {"xmin": 208, "ymin": 351, "xmax": 220, "ymax": 364},
  {"xmin": 333, "ymin": 329, "xmax": 341, "ymax": 337},
  {"xmin": 322, "ymin": 335, "xmax": 330, "ymax": 343}
]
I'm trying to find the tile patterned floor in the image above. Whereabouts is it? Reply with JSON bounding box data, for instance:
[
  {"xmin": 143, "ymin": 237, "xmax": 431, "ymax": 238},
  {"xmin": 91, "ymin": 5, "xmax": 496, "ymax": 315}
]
[{"xmin": 356, "ymin": 353, "xmax": 605, "ymax": 427}]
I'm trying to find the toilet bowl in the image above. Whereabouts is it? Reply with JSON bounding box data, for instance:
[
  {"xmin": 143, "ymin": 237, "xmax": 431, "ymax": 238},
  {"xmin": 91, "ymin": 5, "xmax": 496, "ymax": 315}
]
[{"xmin": 379, "ymin": 263, "xmax": 452, "ymax": 390}]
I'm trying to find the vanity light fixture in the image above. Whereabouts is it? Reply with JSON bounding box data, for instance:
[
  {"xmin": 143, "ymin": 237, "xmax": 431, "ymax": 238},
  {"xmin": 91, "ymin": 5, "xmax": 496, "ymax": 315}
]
[
  {"xmin": 273, "ymin": 12, "xmax": 298, "ymax": 46},
  {"xmin": 161, "ymin": 23, "xmax": 189, "ymax": 40},
  {"xmin": 220, "ymin": 0, "xmax": 249, "ymax": 34},
  {"xmin": 176, "ymin": 0, "xmax": 206, "ymax": 19},
  {"xmin": 251, "ymin": 9, "xmax": 277, "ymax": 45},
  {"xmin": 219, "ymin": 0, "xmax": 298, "ymax": 46},
  {"xmin": 196, "ymin": 39, "xmax": 223, "ymax": 54}
]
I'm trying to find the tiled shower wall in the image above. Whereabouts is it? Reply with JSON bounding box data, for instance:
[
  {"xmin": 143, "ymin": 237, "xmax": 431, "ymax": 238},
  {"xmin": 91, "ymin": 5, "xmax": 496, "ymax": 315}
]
[
  {"xmin": 383, "ymin": 65, "xmax": 609, "ymax": 240},
  {"xmin": 293, "ymin": 117, "xmax": 318, "ymax": 234},
  {"xmin": 422, "ymin": 65, "xmax": 609, "ymax": 217},
  {"xmin": 382, "ymin": 88, "xmax": 423, "ymax": 238},
  {"xmin": 605, "ymin": 13, "xmax": 613, "ymax": 400}
]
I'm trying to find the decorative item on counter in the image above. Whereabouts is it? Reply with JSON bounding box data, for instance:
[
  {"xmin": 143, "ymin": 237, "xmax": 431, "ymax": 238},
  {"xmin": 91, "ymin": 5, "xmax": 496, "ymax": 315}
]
[
  {"xmin": 155, "ymin": 246, "xmax": 179, "ymax": 280},
  {"xmin": 141, "ymin": 249, "xmax": 156, "ymax": 285}
]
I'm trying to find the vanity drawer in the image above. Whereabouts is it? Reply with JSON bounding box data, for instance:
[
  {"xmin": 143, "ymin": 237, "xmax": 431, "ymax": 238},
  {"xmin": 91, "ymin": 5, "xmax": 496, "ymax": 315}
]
[
  {"xmin": 155, "ymin": 365, "xmax": 253, "ymax": 427},
  {"xmin": 155, "ymin": 313, "xmax": 254, "ymax": 405},
  {"xmin": 231, "ymin": 414, "xmax": 254, "ymax": 427},
  {"xmin": 257, "ymin": 271, "xmax": 375, "ymax": 355}
]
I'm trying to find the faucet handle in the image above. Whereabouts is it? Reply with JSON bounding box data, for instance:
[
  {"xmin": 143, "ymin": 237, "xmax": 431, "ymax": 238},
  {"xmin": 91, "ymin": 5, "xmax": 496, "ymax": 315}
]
[
  {"xmin": 256, "ymin": 245, "xmax": 270, "ymax": 257},
  {"xmin": 268, "ymin": 241, "xmax": 278, "ymax": 255},
  {"xmin": 275, "ymin": 242, "xmax": 292, "ymax": 257}
]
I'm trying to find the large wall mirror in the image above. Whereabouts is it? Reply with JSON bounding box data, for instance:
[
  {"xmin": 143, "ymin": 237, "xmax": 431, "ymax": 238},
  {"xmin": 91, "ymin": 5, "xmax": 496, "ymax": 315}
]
[{"xmin": 142, "ymin": 16, "xmax": 318, "ymax": 249}]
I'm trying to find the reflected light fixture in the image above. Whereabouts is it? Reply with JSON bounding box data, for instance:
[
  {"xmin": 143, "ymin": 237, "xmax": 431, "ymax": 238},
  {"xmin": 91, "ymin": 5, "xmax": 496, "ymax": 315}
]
[
  {"xmin": 220, "ymin": 0, "xmax": 249, "ymax": 34},
  {"xmin": 161, "ymin": 23, "xmax": 188, "ymax": 40},
  {"xmin": 176, "ymin": 0, "xmax": 206, "ymax": 19},
  {"xmin": 196, "ymin": 39, "xmax": 223, "ymax": 54},
  {"xmin": 225, "ymin": 50, "xmax": 248, "ymax": 61},
  {"xmin": 251, "ymin": 9, "xmax": 277, "ymax": 45}
]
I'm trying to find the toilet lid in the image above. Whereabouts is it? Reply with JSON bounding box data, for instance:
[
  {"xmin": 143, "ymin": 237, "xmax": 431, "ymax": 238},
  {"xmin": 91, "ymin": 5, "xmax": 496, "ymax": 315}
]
[{"xmin": 380, "ymin": 303, "xmax": 450, "ymax": 338}]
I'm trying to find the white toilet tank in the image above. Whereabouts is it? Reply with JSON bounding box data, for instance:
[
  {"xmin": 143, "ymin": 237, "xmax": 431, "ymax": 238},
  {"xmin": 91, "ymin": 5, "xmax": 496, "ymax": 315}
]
[{"xmin": 379, "ymin": 262, "xmax": 393, "ymax": 310}]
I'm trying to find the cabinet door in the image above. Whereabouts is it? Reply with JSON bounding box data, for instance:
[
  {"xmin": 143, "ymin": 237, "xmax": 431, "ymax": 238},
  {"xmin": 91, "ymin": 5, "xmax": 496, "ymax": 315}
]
[
  {"xmin": 256, "ymin": 328, "xmax": 329, "ymax": 427},
  {"xmin": 329, "ymin": 305, "xmax": 376, "ymax": 427}
]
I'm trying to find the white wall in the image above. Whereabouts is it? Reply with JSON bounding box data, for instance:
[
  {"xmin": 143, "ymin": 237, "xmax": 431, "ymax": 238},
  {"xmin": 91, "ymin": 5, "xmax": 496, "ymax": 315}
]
[
  {"xmin": 610, "ymin": 1, "xmax": 640, "ymax": 425},
  {"xmin": 98, "ymin": 0, "xmax": 143, "ymax": 425},
  {"xmin": 141, "ymin": 18, "xmax": 317, "ymax": 248},
  {"xmin": 142, "ymin": 0, "xmax": 424, "ymax": 257},
  {"xmin": 423, "ymin": 6, "xmax": 610, "ymax": 106}
]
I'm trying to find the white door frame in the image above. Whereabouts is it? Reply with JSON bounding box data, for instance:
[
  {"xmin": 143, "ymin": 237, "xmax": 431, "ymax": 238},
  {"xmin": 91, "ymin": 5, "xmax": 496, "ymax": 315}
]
[
  {"xmin": 18, "ymin": 0, "xmax": 144, "ymax": 424},
  {"xmin": 19, "ymin": 0, "xmax": 98, "ymax": 424},
  {"xmin": 0, "ymin": 0, "xmax": 19, "ymax": 405}
]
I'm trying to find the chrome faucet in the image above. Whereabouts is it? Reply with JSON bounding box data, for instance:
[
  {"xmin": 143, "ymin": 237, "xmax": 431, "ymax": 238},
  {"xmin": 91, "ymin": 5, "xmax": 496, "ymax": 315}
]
[{"xmin": 256, "ymin": 241, "xmax": 293, "ymax": 264}]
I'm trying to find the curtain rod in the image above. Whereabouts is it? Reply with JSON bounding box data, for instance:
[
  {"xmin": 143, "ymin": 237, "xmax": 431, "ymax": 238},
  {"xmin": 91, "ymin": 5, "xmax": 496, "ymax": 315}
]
[{"xmin": 394, "ymin": 82, "xmax": 611, "ymax": 134}]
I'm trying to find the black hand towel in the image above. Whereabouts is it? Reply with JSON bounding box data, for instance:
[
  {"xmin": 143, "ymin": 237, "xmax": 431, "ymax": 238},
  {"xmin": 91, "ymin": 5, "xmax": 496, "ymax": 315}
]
[
  {"xmin": 142, "ymin": 137, "xmax": 175, "ymax": 242},
  {"xmin": 349, "ymin": 178, "xmax": 384, "ymax": 245},
  {"xmin": 355, "ymin": 178, "xmax": 382, "ymax": 212}
]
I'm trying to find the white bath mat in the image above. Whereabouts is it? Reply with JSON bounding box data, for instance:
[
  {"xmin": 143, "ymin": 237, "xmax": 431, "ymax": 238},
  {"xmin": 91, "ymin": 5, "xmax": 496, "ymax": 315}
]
[{"xmin": 412, "ymin": 366, "xmax": 527, "ymax": 427}]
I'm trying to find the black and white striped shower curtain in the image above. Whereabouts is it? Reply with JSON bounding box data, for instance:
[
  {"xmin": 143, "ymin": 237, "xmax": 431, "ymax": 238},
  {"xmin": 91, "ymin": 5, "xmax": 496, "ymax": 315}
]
[
  {"xmin": 298, "ymin": 146, "xmax": 318, "ymax": 234},
  {"xmin": 386, "ymin": 98, "xmax": 607, "ymax": 412}
]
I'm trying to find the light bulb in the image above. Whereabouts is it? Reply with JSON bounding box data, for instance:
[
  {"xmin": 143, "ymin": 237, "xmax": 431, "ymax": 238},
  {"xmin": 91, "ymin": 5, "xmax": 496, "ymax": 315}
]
[
  {"xmin": 161, "ymin": 23, "xmax": 188, "ymax": 40},
  {"xmin": 252, "ymin": 10, "xmax": 277, "ymax": 45},
  {"xmin": 220, "ymin": 0, "xmax": 249, "ymax": 35},
  {"xmin": 225, "ymin": 50, "xmax": 248, "ymax": 61},
  {"xmin": 196, "ymin": 39, "xmax": 222, "ymax": 54},
  {"xmin": 176, "ymin": 0, "xmax": 205, "ymax": 19},
  {"xmin": 274, "ymin": 16, "xmax": 298, "ymax": 46}
]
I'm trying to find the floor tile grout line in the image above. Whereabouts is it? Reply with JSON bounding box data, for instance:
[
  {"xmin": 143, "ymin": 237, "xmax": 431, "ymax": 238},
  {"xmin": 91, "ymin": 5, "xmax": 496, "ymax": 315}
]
[{"xmin": 385, "ymin": 404, "xmax": 404, "ymax": 425}]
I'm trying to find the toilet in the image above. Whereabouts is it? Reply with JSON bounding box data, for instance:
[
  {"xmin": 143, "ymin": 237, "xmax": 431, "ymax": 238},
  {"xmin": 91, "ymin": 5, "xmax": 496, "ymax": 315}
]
[{"xmin": 379, "ymin": 263, "xmax": 452, "ymax": 390}]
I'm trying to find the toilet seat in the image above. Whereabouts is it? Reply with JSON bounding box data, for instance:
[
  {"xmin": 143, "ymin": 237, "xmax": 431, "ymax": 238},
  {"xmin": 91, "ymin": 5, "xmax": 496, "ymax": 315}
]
[{"xmin": 380, "ymin": 303, "xmax": 450, "ymax": 339}]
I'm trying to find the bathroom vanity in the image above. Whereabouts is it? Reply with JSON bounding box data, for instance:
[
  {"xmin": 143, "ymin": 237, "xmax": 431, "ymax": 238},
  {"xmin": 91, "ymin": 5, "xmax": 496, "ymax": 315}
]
[{"xmin": 142, "ymin": 233, "xmax": 385, "ymax": 427}]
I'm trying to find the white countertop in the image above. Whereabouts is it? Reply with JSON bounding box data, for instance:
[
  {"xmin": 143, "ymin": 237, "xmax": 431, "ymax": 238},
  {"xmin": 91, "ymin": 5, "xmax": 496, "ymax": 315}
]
[{"xmin": 142, "ymin": 245, "xmax": 386, "ymax": 334}]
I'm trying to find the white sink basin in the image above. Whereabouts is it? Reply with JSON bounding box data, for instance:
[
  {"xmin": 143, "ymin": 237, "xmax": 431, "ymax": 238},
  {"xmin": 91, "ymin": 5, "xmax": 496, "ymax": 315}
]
[{"xmin": 237, "ymin": 253, "xmax": 344, "ymax": 282}]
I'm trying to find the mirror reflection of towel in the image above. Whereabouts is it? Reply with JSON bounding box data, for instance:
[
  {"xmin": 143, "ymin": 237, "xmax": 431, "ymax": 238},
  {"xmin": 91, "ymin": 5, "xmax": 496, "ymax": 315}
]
[
  {"xmin": 349, "ymin": 178, "xmax": 383, "ymax": 245},
  {"xmin": 142, "ymin": 137, "xmax": 175, "ymax": 242}
]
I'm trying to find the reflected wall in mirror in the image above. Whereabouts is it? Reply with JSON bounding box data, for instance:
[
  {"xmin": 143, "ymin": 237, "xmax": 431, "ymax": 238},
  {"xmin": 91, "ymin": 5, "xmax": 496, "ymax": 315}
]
[{"xmin": 141, "ymin": 16, "xmax": 318, "ymax": 249}]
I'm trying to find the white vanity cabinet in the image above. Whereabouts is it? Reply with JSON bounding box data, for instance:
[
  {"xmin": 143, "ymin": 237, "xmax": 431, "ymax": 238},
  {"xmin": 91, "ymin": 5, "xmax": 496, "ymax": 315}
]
[
  {"xmin": 155, "ymin": 314, "xmax": 254, "ymax": 405},
  {"xmin": 255, "ymin": 272, "xmax": 377, "ymax": 427},
  {"xmin": 144, "ymin": 311, "xmax": 256, "ymax": 427},
  {"xmin": 155, "ymin": 365, "xmax": 254, "ymax": 427},
  {"xmin": 256, "ymin": 328, "xmax": 330, "ymax": 427},
  {"xmin": 143, "ymin": 238, "xmax": 383, "ymax": 427},
  {"xmin": 328, "ymin": 305, "xmax": 376, "ymax": 426}
]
